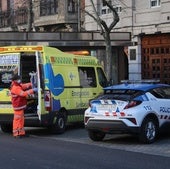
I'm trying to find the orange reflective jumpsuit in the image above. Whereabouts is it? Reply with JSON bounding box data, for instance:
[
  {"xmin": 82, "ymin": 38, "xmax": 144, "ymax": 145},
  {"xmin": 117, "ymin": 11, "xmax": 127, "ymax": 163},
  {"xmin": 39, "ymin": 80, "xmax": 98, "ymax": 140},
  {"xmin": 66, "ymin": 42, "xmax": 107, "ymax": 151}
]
[{"xmin": 10, "ymin": 81, "xmax": 34, "ymax": 137}]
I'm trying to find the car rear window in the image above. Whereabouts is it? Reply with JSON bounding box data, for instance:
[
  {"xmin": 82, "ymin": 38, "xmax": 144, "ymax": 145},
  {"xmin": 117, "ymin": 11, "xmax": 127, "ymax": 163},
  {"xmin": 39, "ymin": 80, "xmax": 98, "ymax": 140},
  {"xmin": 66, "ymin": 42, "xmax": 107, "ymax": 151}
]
[
  {"xmin": 100, "ymin": 89, "xmax": 143, "ymax": 100},
  {"xmin": 150, "ymin": 87, "xmax": 170, "ymax": 99}
]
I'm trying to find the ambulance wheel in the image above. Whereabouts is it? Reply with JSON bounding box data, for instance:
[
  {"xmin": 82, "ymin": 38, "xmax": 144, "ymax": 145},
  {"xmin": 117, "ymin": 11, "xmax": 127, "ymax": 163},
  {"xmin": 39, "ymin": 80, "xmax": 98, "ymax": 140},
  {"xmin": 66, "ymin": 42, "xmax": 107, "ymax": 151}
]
[
  {"xmin": 50, "ymin": 112, "xmax": 67, "ymax": 134},
  {"xmin": 1, "ymin": 123, "xmax": 12, "ymax": 133}
]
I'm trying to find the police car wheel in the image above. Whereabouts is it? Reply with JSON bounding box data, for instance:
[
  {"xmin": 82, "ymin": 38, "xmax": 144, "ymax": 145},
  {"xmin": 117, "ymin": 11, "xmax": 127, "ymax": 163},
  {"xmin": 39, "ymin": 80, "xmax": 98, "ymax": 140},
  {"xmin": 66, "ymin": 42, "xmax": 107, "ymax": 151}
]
[
  {"xmin": 88, "ymin": 130, "xmax": 105, "ymax": 141},
  {"xmin": 139, "ymin": 117, "xmax": 158, "ymax": 144},
  {"xmin": 1, "ymin": 123, "xmax": 12, "ymax": 133}
]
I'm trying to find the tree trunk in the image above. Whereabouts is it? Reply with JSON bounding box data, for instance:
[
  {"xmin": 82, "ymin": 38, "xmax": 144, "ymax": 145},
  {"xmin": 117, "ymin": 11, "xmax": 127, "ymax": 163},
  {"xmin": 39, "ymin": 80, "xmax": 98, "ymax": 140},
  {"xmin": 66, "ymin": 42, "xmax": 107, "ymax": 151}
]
[
  {"xmin": 104, "ymin": 32, "xmax": 113, "ymax": 84},
  {"xmin": 104, "ymin": 31, "xmax": 118, "ymax": 84}
]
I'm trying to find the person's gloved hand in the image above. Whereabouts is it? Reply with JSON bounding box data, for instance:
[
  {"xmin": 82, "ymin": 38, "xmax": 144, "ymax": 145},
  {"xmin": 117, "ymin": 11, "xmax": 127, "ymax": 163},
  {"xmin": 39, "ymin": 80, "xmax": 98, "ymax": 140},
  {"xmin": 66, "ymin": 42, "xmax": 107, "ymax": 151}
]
[{"xmin": 33, "ymin": 88, "xmax": 38, "ymax": 93}]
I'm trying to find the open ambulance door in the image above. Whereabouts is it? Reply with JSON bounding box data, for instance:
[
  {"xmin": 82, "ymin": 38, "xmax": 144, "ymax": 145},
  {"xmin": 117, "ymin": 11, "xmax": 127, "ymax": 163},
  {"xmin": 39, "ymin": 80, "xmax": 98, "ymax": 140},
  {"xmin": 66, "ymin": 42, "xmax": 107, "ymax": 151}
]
[
  {"xmin": 0, "ymin": 52, "xmax": 21, "ymax": 116},
  {"xmin": 35, "ymin": 51, "xmax": 42, "ymax": 121}
]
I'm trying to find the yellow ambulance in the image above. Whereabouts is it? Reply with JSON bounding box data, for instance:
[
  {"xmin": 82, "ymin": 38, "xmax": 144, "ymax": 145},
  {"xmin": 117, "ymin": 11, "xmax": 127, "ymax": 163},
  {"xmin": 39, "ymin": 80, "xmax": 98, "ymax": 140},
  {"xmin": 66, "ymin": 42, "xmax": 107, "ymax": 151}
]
[{"xmin": 0, "ymin": 46, "xmax": 108, "ymax": 134}]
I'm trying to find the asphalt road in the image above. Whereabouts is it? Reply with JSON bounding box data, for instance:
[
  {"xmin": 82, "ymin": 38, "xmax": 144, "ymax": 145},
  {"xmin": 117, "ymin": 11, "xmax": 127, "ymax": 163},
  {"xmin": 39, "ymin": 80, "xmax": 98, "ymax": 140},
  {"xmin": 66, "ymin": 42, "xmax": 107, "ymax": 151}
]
[
  {"xmin": 0, "ymin": 125, "xmax": 170, "ymax": 169},
  {"xmin": 0, "ymin": 130, "xmax": 170, "ymax": 169},
  {"xmin": 25, "ymin": 124, "xmax": 170, "ymax": 158}
]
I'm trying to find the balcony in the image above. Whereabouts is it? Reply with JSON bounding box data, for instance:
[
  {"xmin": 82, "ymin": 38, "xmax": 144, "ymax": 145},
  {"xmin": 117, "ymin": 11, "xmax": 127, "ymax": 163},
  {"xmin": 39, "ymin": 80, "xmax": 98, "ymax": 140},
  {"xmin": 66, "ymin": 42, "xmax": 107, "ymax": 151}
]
[{"xmin": 0, "ymin": 8, "xmax": 28, "ymax": 29}]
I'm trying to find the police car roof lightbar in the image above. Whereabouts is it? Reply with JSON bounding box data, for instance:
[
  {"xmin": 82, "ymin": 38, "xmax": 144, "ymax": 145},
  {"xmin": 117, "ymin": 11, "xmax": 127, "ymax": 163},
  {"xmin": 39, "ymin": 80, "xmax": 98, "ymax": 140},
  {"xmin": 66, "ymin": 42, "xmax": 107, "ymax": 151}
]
[{"xmin": 121, "ymin": 79, "xmax": 160, "ymax": 84}]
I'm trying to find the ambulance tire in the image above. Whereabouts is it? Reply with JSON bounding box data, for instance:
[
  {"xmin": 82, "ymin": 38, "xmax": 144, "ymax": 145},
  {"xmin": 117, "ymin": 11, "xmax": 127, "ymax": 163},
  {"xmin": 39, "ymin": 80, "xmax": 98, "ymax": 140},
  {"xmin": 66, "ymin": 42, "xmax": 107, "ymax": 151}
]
[
  {"xmin": 49, "ymin": 112, "xmax": 67, "ymax": 134},
  {"xmin": 1, "ymin": 123, "xmax": 12, "ymax": 133}
]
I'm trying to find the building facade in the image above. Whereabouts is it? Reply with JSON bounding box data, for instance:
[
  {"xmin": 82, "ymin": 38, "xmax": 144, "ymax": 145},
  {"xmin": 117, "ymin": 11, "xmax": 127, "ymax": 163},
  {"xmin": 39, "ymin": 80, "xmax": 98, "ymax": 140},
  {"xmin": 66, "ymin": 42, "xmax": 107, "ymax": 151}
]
[
  {"xmin": 0, "ymin": 0, "xmax": 29, "ymax": 31},
  {"xmin": 33, "ymin": 0, "xmax": 81, "ymax": 32},
  {"xmin": 0, "ymin": 0, "xmax": 84, "ymax": 32},
  {"xmin": 1, "ymin": 1, "xmax": 170, "ymax": 83},
  {"xmin": 85, "ymin": 0, "xmax": 170, "ymax": 83},
  {"xmin": 0, "ymin": 0, "xmax": 131, "ymax": 83}
]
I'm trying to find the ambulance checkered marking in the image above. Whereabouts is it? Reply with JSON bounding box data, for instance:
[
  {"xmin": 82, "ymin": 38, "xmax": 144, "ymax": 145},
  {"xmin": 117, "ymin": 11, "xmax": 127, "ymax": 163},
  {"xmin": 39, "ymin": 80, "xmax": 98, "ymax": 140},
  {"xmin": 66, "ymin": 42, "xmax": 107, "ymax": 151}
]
[
  {"xmin": 55, "ymin": 57, "xmax": 73, "ymax": 64},
  {"xmin": 51, "ymin": 57, "xmax": 98, "ymax": 66},
  {"xmin": 78, "ymin": 58, "xmax": 97, "ymax": 66}
]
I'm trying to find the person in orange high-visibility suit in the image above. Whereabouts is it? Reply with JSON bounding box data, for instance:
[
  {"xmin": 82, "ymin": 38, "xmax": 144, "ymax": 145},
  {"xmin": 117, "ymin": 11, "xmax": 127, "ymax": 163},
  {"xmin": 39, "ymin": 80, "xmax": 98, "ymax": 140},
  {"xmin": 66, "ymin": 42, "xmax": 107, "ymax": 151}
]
[{"xmin": 10, "ymin": 74, "xmax": 37, "ymax": 138}]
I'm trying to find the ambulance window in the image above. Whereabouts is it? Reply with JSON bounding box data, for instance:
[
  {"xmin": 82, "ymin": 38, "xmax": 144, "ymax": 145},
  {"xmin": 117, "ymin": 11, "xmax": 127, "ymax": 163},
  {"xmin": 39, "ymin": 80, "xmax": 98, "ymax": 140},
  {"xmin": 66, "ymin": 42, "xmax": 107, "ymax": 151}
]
[
  {"xmin": 0, "ymin": 71, "xmax": 13, "ymax": 88},
  {"xmin": 97, "ymin": 67, "xmax": 108, "ymax": 87},
  {"xmin": 78, "ymin": 67, "xmax": 97, "ymax": 87},
  {"xmin": 0, "ymin": 53, "xmax": 20, "ymax": 88},
  {"xmin": 20, "ymin": 54, "xmax": 36, "ymax": 83}
]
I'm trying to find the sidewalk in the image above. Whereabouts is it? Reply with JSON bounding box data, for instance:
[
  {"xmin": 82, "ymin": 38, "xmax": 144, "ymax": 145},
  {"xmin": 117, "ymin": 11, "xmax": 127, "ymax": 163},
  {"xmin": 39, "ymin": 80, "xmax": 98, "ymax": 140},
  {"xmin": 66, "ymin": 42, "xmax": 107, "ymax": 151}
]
[
  {"xmin": 22, "ymin": 126, "xmax": 170, "ymax": 157},
  {"xmin": 51, "ymin": 128, "xmax": 170, "ymax": 157}
]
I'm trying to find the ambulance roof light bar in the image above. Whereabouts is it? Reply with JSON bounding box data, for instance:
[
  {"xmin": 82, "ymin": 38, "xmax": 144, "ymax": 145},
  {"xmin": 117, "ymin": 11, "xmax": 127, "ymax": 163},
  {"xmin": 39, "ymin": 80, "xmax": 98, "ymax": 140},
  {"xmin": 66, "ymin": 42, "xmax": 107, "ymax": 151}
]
[
  {"xmin": 66, "ymin": 50, "xmax": 90, "ymax": 56},
  {"xmin": 0, "ymin": 46, "xmax": 43, "ymax": 52}
]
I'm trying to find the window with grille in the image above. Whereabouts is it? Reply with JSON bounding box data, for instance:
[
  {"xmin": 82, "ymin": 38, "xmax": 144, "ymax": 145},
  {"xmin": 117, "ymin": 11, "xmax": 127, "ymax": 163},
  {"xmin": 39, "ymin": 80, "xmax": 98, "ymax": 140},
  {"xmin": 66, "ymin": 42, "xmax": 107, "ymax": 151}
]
[
  {"xmin": 129, "ymin": 49, "xmax": 136, "ymax": 60},
  {"xmin": 101, "ymin": 0, "xmax": 121, "ymax": 15},
  {"xmin": 67, "ymin": 0, "xmax": 77, "ymax": 13},
  {"xmin": 150, "ymin": 0, "xmax": 161, "ymax": 8},
  {"xmin": 40, "ymin": 0, "xmax": 58, "ymax": 16}
]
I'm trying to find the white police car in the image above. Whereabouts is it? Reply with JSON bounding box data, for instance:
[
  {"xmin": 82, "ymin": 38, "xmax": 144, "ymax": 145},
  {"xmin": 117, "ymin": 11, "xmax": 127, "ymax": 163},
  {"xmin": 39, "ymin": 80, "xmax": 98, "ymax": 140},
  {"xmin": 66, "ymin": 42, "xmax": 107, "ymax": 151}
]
[{"xmin": 84, "ymin": 82, "xmax": 170, "ymax": 143}]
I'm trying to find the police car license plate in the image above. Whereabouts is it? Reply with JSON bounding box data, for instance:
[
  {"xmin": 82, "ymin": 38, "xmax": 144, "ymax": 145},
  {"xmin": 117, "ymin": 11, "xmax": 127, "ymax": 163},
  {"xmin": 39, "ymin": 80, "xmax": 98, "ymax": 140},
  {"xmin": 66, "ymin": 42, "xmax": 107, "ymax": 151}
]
[{"xmin": 98, "ymin": 104, "xmax": 116, "ymax": 111}]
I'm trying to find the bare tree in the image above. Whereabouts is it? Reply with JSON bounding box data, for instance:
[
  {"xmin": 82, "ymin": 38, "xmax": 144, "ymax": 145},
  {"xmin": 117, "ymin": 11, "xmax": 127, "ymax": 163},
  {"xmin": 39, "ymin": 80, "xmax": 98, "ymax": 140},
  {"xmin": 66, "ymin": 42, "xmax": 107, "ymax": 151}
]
[{"xmin": 85, "ymin": 0, "xmax": 119, "ymax": 83}]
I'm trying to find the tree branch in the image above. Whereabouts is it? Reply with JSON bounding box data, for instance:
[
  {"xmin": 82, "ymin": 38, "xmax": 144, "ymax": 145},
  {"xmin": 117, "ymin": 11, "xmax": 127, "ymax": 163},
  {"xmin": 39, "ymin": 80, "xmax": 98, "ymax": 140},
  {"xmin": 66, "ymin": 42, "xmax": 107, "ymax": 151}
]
[{"xmin": 104, "ymin": 0, "xmax": 120, "ymax": 32}]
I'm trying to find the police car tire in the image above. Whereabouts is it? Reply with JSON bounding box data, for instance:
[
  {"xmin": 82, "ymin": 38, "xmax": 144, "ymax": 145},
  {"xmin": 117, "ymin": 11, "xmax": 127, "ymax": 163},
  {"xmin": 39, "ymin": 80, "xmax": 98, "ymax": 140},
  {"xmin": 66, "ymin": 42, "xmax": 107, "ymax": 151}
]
[
  {"xmin": 139, "ymin": 117, "xmax": 158, "ymax": 144},
  {"xmin": 1, "ymin": 123, "xmax": 12, "ymax": 133},
  {"xmin": 88, "ymin": 130, "xmax": 105, "ymax": 141}
]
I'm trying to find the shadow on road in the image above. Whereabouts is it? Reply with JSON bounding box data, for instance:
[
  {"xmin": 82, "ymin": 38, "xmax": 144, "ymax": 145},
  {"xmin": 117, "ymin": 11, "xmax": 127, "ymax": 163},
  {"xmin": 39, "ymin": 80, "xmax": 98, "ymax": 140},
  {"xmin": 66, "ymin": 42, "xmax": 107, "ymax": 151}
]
[
  {"xmin": 25, "ymin": 123, "xmax": 85, "ymax": 136},
  {"xmin": 104, "ymin": 134, "xmax": 139, "ymax": 144},
  {"xmin": 102, "ymin": 131, "xmax": 170, "ymax": 145}
]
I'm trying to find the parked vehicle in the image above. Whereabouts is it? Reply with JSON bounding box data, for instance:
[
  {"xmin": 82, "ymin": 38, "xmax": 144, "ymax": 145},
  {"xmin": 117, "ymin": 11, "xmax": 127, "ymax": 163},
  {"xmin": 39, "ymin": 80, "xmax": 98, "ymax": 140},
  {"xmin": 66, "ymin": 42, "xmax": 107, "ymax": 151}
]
[
  {"xmin": 84, "ymin": 82, "xmax": 170, "ymax": 143},
  {"xmin": 0, "ymin": 45, "xmax": 108, "ymax": 134}
]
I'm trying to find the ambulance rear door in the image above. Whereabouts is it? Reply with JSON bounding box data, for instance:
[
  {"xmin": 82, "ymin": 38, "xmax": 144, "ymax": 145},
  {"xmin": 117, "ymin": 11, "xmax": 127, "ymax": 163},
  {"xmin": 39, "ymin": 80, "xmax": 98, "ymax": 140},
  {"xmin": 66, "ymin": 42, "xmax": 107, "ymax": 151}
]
[
  {"xmin": 35, "ymin": 51, "xmax": 44, "ymax": 121},
  {"xmin": 0, "ymin": 53, "xmax": 21, "ymax": 119}
]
